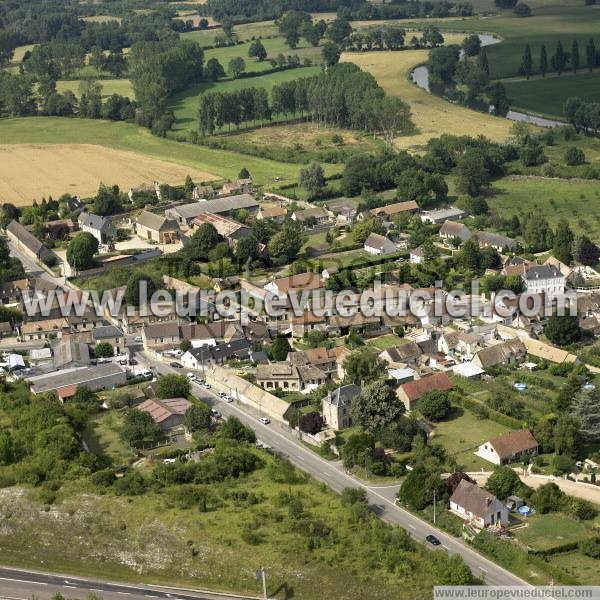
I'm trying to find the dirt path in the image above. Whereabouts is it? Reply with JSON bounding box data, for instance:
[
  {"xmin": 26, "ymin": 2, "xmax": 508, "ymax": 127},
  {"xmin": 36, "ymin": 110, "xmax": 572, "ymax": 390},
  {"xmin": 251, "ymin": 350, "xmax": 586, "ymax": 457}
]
[{"xmin": 468, "ymin": 471, "xmax": 600, "ymax": 504}]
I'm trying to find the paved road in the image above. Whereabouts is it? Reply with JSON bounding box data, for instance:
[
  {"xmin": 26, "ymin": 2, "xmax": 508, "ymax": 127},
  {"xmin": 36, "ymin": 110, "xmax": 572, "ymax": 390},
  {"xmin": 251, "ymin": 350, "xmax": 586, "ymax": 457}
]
[
  {"xmin": 0, "ymin": 566, "xmax": 258, "ymax": 600},
  {"xmin": 140, "ymin": 354, "xmax": 530, "ymax": 589}
]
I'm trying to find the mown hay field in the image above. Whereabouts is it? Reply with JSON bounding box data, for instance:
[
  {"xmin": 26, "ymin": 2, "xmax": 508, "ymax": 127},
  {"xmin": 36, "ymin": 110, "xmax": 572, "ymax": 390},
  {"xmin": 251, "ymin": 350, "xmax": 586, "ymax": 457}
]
[
  {"xmin": 0, "ymin": 117, "xmax": 330, "ymax": 193},
  {"xmin": 0, "ymin": 143, "xmax": 218, "ymax": 205},
  {"xmin": 341, "ymin": 40, "xmax": 513, "ymax": 151}
]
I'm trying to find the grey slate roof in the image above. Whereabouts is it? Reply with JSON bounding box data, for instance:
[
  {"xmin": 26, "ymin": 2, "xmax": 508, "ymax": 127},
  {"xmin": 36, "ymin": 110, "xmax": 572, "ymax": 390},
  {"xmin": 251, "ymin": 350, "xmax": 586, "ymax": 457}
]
[
  {"xmin": 523, "ymin": 265, "xmax": 563, "ymax": 280},
  {"xmin": 92, "ymin": 325, "xmax": 122, "ymax": 340},
  {"xmin": 78, "ymin": 212, "xmax": 110, "ymax": 231},
  {"xmin": 327, "ymin": 384, "xmax": 361, "ymax": 407},
  {"xmin": 136, "ymin": 210, "xmax": 179, "ymax": 232}
]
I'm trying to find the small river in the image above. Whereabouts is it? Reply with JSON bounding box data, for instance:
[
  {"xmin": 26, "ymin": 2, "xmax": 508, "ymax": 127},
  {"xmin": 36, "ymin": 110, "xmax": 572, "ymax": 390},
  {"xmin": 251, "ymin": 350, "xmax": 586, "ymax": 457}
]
[{"xmin": 410, "ymin": 34, "xmax": 565, "ymax": 128}]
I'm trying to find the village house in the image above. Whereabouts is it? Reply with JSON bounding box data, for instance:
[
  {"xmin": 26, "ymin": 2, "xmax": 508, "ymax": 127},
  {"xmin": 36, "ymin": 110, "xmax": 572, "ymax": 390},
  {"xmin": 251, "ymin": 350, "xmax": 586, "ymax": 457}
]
[
  {"xmin": 20, "ymin": 317, "xmax": 68, "ymax": 341},
  {"xmin": 290, "ymin": 311, "xmax": 328, "ymax": 338},
  {"xmin": 325, "ymin": 199, "xmax": 358, "ymax": 225},
  {"xmin": 449, "ymin": 480, "xmax": 509, "ymax": 528},
  {"xmin": 256, "ymin": 204, "xmax": 287, "ymax": 223},
  {"xmin": 472, "ymin": 338, "xmax": 527, "ymax": 370},
  {"xmin": 219, "ymin": 178, "xmax": 254, "ymax": 196},
  {"xmin": 119, "ymin": 303, "xmax": 184, "ymax": 334},
  {"xmin": 181, "ymin": 338, "xmax": 251, "ymax": 368},
  {"xmin": 288, "ymin": 346, "xmax": 350, "ymax": 379},
  {"xmin": 475, "ymin": 231, "xmax": 516, "ymax": 252},
  {"xmin": 476, "ymin": 429, "xmax": 539, "ymax": 465},
  {"xmin": 192, "ymin": 212, "xmax": 250, "ymax": 246},
  {"xmin": 78, "ymin": 212, "xmax": 114, "ymax": 244},
  {"xmin": 396, "ymin": 372, "xmax": 453, "ymax": 412},
  {"xmin": 410, "ymin": 246, "xmax": 425, "ymax": 264},
  {"xmin": 369, "ymin": 200, "xmax": 419, "ymax": 222},
  {"xmin": 165, "ymin": 194, "xmax": 259, "ymax": 226},
  {"xmin": 192, "ymin": 185, "xmax": 215, "ymax": 201},
  {"xmin": 438, "ymin": 331, "xmax": 481, "ymax": 360},
  {"xmin": 256, "ymin": 362, "xmax": 326, "ymax": 392},
  {"xmin": 379, "ymin": 342, "xmax": 422, "ymax": 367},
  {"xmin": 92, "ymin": 325, "xmax": 124, "ymax": 354},
  {"xmin": 291, "ymin": 206, "xmax": 330, "ymax": 227},
  {"xmin": 420, "ymin": 207, "xmax": 467, "ymax": 225},
  {"xmin": 322, "ymin": 384, "xmax": 361, "ymax": 431},
  {"xmin": 6, "ymin": 220, "xmax": 59, "ymax": 266},
  {"xmin": 439, "ymin": 220, "xmax": 472, "ymax": 244},
  {"xmin": 364, "ymin": 233, "xmax": 396, "ymax": 255},
  {"xmin": 521, "ymin": 264, "xmax": 566, "ymax": 296},
  {"xmin": 135, "ymin": 210, "xmax": 180, "ymax": 244},
  {"xmin": 327, "ymin": 314, "xmax": 382, "ymax": 337},
  {"xmin": 137, "ymin": 397, "xmax": 192, "ymax": 432},
  {"xmin": 142, "ymin": 322, "xmax": 181, "ymax": 352},
  {"xmin": 264, "ymin": 272, "xmax": 324, "ymax": 297}
]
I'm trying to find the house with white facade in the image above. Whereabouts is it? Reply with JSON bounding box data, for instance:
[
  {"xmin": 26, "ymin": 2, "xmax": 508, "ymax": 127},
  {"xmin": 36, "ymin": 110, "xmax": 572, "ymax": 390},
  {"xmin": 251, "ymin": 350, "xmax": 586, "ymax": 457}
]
[
  {"xmin": 476, "ymin": 429, "xmax": 539, "ymax": 466},
  {"xmin": 449, "ymin": 480, "xmax": 509, "ymax": 528},
  {"xmin": 521, "ymin": 265, "xmax": 565, "ymax": 296},
  {"xmin": 364, "ymin": 233, "xmax": 396, "ymax": 255}
]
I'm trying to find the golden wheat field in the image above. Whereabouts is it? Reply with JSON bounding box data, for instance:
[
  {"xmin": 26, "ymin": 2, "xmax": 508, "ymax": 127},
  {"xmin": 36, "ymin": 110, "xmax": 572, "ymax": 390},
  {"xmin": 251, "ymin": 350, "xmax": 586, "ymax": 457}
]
[
  {"xmin": 0, "ymin": 144, "xmax": 218, "ymax": 205},
  {"xmin": 342, "ymin": 36, "xmax": 513, "ymax": 151}
]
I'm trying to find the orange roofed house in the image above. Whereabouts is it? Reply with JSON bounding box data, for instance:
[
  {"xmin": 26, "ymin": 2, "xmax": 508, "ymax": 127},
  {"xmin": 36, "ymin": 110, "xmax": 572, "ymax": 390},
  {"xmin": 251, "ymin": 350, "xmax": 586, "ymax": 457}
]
[
  {"xmin": 396, "ymin": 372, "xmax": 453, "ymax": 412},
  {"xmin": 137, "ymin": 397, "xmax": 192, "ymax": 432},
  {"xmin": 476, "ymin": 429, "xmax": 539, "ymax": 466}
]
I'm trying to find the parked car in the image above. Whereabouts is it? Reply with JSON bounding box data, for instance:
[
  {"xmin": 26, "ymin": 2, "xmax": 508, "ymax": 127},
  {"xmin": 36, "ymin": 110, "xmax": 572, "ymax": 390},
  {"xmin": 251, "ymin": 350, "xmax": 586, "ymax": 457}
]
[
  {"xmin": 169, "ymin": 362, "xmax": 183, "ymax": 368},
  {"xmin": 426, "ymin": 535, "xmax": 441, "ymax": 546},
  {"xmin": 223, "ymin": 394, "xmax": 233, "ymax": 402},
  {"xmin": 202, "ymin": 383, "xmax": 211, "ymax": 389},
  {"xmin": 217, "ymin": 391, "xmax": 226, "ymax": 398},
  {"xmin": 258, "ymin": 417, "xmax": 271, "ymax": 425},
  {"xmin": 186, "ymin": 373, "xmax": 197, "ymax": 381},
  {"xmin": 211, "ymin": 408, "xmax": 222, "ymax": 418}
]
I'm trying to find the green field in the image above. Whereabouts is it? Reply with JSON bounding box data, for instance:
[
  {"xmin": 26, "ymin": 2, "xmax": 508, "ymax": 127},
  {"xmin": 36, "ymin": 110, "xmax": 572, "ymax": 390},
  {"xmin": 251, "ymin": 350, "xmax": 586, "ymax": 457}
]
[
  {"xmin": 0, "ymin": 117, "xmax": 341, "ymax": 187},
  {"xmin": 407, "ymin": 0, "xmax": 600, "ymax": 78},
  {"xmin": 548, "ymin": 551, "xmax": 600, "ymax": 584},
  {"xmin": 430, "ymin": 406, "xmax": 512, "ymax": 471},
  {"xmin": 489, "ymin": 176, "xmax": 600, "ymax": 240},
  {"xmin": 169, "ymin": 66, "xmax": 320, "ymax": 132},
  {"xmin": 182, "ymin": 20, "xmax": 279, "ymax": 48},
  {"xmin": 503, "ymin": 72, "xmax": 600, "ymax": 118},
  {"xmin": 195, "ymin": 38, "xmax": 323, "ymax": 75},
  {"xmin": 57, "ymin": 79, "xmax": 134, "ymax": 99}
]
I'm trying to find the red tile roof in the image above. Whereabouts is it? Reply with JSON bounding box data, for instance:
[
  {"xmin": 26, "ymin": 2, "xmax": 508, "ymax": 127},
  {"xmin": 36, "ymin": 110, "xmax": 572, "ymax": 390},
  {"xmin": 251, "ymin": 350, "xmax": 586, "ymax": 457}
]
[
  {"xmin": 399, "ymin": 372, "xmax": 453, "ymax": 402},
  {"xmin": 488, "ymin": 429, "xmax": 538, "ymax": 458}
]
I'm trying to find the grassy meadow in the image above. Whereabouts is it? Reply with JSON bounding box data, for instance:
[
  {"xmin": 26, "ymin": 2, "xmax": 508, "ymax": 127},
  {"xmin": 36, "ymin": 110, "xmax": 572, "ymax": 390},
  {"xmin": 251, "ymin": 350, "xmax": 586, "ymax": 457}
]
[
  {"xmin": 503, "ymin": 71, "xmax": 600, "ymax": 118},
  {"xmin": 489, "ymin": 176, "xmax": 600, "ymax": 240},
  {"xmin": 169, "ymin": 66, "xmax": 321, "ymax": 133},
  {"xmin": 0, "ymin": 118, "xmax": 341, "ymax": 199}
]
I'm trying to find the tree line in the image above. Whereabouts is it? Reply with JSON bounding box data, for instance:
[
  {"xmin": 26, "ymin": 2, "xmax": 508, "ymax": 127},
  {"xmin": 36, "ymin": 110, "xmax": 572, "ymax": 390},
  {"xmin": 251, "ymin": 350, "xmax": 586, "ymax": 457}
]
[
  {"xmin": 519, "ymin": 39, "xmax": 599, "ymax": 79},
  {"xmin": 197, "ymin": 63, "xmax": 411, "ymax": 139}
]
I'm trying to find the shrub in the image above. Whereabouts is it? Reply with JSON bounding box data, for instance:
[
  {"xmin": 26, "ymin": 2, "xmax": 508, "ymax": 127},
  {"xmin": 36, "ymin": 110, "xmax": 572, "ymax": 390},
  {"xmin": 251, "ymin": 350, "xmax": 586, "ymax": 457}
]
[{"xmin": 565, "ymin": 146, "xmax": 586, "ymax": 166}]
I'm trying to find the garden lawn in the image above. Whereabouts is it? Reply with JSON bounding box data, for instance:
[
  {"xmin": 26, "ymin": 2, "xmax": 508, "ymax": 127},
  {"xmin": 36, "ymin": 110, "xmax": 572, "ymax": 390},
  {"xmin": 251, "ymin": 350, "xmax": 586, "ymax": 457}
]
[
  {"xmin": 503, "ymin": 72, "xmax": 600, "ymax": 119},
  {"xmin": 0, "ymin": 117, "xmax": 337, "ymax": 190},
  {"xmin": 168, "ymin": 66, "xmax": 321, "ymax": 133},
  {"xmin": 489, "ymin": 176, "xmax": 600, "ymax": 241},
  {"xmin": 513, "ymin": 513, "xmax": 596, "ymax": 551},
  {"xmin": 430, "ymin": 406, "xmax": 512, "ymax": 471},
  {"xmin": 82, "ymin": 410, "xmax": 135, "ymax": 465},
  {"xmin": 366, "ymin": 334, "xmax": 409, "ymax": 350}
]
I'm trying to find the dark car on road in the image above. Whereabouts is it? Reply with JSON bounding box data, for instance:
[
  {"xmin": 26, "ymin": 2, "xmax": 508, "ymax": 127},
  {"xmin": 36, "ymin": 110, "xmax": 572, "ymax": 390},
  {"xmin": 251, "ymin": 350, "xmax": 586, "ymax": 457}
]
[
  {"xmin": 169, "ymin": 362, "xmax": 183, "ymax": 368},
  {"xmin": 426, "ymin": 534, "xmax": 441, "ymax": 546}
]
